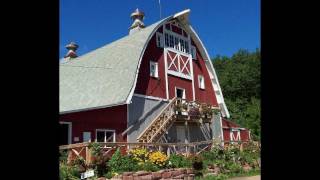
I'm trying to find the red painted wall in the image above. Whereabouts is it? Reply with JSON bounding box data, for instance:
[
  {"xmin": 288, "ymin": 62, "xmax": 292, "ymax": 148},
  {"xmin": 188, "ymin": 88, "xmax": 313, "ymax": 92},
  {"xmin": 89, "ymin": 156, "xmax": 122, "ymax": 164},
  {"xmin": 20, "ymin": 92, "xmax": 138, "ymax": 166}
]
[
  {"xmin": 222, "ymin": 119, "xmax": 250, "ymax": 142},
  {"xmin": 134, "ymin": 24, "xmax": 220, "ymax": 107},
  {"xmin": 192, "ymin": 40, "xmax": 218, "ymax": 106},
  {"xmin": 60, "ymin": 105, "xmax": 127, "ymax": 144},
  {"xmin": 168, "ymin": 75, "xmax": 193, "ymax": 101},
  {"xmin": 134, "ymin": 27, "xmax": 167, "ymax": 99}
]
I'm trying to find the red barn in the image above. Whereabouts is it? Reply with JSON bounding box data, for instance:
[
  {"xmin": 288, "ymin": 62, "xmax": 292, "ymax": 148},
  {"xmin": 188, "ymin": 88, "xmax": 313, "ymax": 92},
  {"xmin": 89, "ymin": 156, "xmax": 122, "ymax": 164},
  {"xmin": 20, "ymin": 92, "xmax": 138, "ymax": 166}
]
[
  {"xmin": 222, "ymin": 118, "xmax": 251, "ymax": 143},
  {"xmin": 59, "ymin": 9, "xmax": 248, "ymax": 146}
]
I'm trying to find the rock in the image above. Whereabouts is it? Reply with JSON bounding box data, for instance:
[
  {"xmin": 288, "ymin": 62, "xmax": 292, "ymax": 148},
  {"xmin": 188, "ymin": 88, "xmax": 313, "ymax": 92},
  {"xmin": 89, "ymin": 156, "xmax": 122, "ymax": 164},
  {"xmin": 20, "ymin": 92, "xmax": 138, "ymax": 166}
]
[
  {"xmin": 123, "ymin": 172, "xmax": 134, "ymax": 176},
  {"xmin": 152, "ymin": 172, "xmax": 162, "ymax": 180},
  {"xmin": 162, "ymin": 171, "xmax": 172, "ymax": 179},
  {"xmin": 186, "ymin": 168, "xmax": 194, "ymax": 174},
  {"xmin": 123, "ymin": 175, "xmax": 134, "ymax": 180},
  {"xmin": 173, "ymin": 174, "xmax": 186, "ymax": 179},
  {"xmin": 136, "ymin": 171, "xmax": 150, "ymax": 176},
  {"xmin": 171, "ymin": 170, "xmax": 183, "ymax": 177},
  {"xmin": 140, "ymin": 175, "xmax": 153, "ymax": 180}
]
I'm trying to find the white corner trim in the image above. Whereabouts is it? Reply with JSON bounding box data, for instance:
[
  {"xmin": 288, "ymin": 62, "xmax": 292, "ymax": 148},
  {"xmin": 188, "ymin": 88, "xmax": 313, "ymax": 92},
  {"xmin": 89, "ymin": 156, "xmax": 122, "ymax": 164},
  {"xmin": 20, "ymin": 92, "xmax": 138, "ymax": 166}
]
[{"xmin": 173, "ymin": 9, "xmax": 191, "ymax": 19}]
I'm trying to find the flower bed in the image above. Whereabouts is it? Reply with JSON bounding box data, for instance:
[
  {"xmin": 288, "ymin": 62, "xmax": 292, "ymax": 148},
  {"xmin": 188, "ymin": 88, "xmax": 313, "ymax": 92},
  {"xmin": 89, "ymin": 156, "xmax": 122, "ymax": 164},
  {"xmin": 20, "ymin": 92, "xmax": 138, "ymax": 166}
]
[{"xmin": 59, "ymin": 142, "xmax": 260, "ymax": 180}]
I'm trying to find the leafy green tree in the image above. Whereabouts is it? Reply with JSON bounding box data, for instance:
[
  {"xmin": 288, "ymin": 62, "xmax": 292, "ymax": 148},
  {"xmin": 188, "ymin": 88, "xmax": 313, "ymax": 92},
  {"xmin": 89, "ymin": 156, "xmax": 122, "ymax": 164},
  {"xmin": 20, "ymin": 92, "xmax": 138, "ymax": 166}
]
[{"xmin": 212, "ymin": 49, "xmax": 260, "ymax": 139}]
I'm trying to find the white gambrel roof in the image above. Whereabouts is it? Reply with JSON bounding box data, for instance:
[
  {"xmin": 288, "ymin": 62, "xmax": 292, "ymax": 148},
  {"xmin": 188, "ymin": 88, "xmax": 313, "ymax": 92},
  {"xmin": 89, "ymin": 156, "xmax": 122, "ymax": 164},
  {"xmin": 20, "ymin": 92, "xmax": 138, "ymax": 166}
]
[{"xmin": 60, "ymin": 9, "xmax": 230, "ymax": 117}]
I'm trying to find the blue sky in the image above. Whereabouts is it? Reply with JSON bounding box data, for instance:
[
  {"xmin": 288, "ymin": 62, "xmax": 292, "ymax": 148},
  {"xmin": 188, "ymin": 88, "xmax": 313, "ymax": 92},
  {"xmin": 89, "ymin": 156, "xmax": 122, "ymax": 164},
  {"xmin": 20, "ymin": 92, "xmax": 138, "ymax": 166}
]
[{"xmin": 60, "ymin": 0, "xmax": 260, "ymax": 59}]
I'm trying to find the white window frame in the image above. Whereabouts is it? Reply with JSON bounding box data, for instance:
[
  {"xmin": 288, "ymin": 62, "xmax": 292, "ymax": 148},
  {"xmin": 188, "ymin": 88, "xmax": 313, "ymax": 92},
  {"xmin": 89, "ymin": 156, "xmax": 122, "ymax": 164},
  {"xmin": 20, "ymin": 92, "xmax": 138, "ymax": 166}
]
[
  {"xmin": 198, "ymin": 75, "xmax": 205, "ymax": 89},
  {"xmin": 95, "ymin": 129, "xmax": 116, "ymax": 143},
  {"xmin": 150, "ymin": 61, "xmax": 159, "ymax": 78},
  {"xmin": 60, "ymin": 121, "xmax": 72, "ymax": 144},
  {"xmin": 191, "ymin": 45, "xmax": 197, "ymax": 60},
  {"xmin": 156, "ymin": 32, "xmax": 164, "ymax": 48}
]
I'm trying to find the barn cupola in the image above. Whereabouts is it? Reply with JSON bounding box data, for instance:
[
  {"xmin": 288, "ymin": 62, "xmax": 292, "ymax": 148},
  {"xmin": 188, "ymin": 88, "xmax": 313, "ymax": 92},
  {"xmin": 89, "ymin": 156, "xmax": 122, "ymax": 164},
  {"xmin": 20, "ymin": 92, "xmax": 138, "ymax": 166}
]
[
  {"xmin": 64, "ymin": 42, "xmax": 79, "ymax": 59},
  {"xmin": 129, "ymin": 8, "xmax": 145, "ymax": 35}
]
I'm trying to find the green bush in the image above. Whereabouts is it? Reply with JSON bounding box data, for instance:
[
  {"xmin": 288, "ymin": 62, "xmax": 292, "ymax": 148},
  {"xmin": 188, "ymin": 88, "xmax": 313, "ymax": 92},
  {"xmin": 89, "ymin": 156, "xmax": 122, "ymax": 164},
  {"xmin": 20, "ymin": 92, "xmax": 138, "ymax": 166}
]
[
  {"xmin": 168, "ymin": 154, "xmax": 192, "ymax": 168},
  {"xmin": 59, "ymin": 163, "xmax": 80, "ymax": 180},
  {"xmin": 59, "ymin": 150, "xmax": 68, "ymax": 163},
  {"xmin": 140, "ymin": 161, "xmax": 160, "ymax": 172},
  {"xmin": 108, "ymin": 148, "xmax": 138, "ymax": 173},
  {"xmin": 197, "ymin": 174, "xmax": 228, "ymax": 180}
]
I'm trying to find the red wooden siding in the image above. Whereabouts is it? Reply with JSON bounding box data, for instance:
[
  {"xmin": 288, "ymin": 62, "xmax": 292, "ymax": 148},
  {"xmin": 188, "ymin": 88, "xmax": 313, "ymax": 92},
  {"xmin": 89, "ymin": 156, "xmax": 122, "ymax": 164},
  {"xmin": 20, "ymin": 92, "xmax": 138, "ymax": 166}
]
[
  {"xmin": 168, "ymin": 75, "xmax": 193, "ymax": 101},
  {"xmin": 134, "ymin": 24, "xmax": 220, "ymax": 107},
  {"xmin": 222, "ymin": 118, "xmax": 251, "ymax": 142},
  {"xmin": 192, "ymin": 42, "xmax": 218, "ymax": 106},
  {"xmin": 134, "ymin": 28, "xmax": 167, "ymax": 99},
  {"xmin": 60, "ymin": 105, "xmax": 127, "ymax": 144}
]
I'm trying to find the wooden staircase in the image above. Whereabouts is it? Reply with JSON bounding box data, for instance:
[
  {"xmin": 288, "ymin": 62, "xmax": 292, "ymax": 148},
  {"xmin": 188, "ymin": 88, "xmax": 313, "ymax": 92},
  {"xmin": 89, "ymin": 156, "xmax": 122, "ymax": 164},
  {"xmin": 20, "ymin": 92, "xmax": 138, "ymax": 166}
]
[{"xmin": 137, "ymin": 97, "xmax": 178, "ymax": 143}]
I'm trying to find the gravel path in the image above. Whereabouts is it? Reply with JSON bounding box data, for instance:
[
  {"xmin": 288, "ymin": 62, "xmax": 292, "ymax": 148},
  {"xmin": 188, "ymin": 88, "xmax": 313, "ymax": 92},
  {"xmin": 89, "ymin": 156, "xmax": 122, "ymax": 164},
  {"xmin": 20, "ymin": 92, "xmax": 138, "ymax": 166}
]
[{"xmin": 228, "ymin": 175, "xmax": 260, "ymax": 180}]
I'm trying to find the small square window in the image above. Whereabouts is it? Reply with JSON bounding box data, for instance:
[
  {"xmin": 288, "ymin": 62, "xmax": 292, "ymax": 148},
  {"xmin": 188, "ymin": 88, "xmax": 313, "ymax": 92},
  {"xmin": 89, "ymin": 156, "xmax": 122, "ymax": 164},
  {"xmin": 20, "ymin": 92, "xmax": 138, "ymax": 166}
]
[
  {"xmin": 96, "ymin": 129, "xmax": 115, "ymax": 143},
  {"xmin": 198, "ymin": 75, "xmax": 205, "ymax": 89},
  {"xmin": 150, "ymin": 61, "xmax": 159, "ymax": 78}
]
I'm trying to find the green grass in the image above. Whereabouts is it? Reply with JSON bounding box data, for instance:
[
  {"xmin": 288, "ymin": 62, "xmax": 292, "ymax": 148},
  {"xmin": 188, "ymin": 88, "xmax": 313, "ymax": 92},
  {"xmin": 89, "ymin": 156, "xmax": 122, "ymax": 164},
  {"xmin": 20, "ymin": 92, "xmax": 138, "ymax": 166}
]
[{"xmin": 196, "ymin": 169, "xmax": 260, "ymax": 180}]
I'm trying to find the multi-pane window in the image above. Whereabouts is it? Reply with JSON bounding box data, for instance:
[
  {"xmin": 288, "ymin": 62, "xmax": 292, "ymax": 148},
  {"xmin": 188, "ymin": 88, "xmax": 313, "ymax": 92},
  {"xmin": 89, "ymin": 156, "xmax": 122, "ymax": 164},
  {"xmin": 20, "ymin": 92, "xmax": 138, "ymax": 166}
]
[
  {"xmin": 169, "ymin": 34, "xmax": 174, "ymax": 48},
  {"xmin": 165, "ymin": 33, "xmax": 169, "ymax": 47},
  {"xmin": 156, "ymin": 32, "xmax": 163, "ymax": 48},
  {"xmin": 185, "ymin": 41, "xmax": 189, "ymax": 53},
  {"xmin": 191, "ymin": 45, "xmax": 197, "ymax": 59},
  {"xmin": 164, "ymin": 31, "xmax": 190, "ymax": 55},
  {"xmin": 198, "ymin": 75, "xmax": 205, "ymax": 89},
  {"xmin": 174, "ymin": 37, "xmax": 179, "ymax": 50},
  {"xmin": 150, "ymin": 61, "xmax": 159, "ymax": 78},
  {"xmin": 96, "ymin": 129, "xmax": 115, "ymax": 143},
  {"xmin": 180, "ymin": 39, "xmax": 185, "ymax": 53}
]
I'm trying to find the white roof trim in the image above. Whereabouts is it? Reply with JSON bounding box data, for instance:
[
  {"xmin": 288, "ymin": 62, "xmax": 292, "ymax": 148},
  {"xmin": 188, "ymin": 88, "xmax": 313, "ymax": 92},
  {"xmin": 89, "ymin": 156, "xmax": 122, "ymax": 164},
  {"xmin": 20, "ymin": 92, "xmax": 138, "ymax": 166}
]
[
  {"xmin": 60, "ymin": 101, "xmax": 127, "ymax": 115},
  {"xmin": 188, "ymin": 26, "xmax": 230, "ymax": 118}
]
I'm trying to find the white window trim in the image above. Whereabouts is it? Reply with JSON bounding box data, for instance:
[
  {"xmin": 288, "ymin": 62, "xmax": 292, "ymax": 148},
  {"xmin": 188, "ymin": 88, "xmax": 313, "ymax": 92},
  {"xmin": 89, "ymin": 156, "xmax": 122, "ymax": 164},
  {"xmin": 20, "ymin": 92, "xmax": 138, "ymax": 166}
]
[
  {"xmin": 164, "ymin": 29, "xmax": 189, "ymax": 54},
  {"xmin": 60, "ymin": 121, "xmax": 72, "ymax": 144},
  {"xmin": 156, "ymin": 32, "xmax": 164, "ymax": 48},
  {"xmin": 150, "ymin": 61, "xmax": 159, "ymax": 78},
  {"xmin": 198, "ymin": 75, "xmax": 205, "ymax": 89},
  {"xmin": 95, "ymin": 129, "xmax": 116, "ymax": 143}
]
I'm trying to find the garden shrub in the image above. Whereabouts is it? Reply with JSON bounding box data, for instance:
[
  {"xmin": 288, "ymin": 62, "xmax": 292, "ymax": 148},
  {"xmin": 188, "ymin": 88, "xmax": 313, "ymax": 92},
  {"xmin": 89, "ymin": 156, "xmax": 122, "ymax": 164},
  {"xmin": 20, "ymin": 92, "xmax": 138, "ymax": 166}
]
[
  {"xmin": 140, "ymin": 161, "xmax": 160, "ymax": 172},
  {"xmin": 59, "ymin": 163, "xmax": 80, "ymax": 180},
  {"xmin": 148, "ymin": 151, "xmax": 168, "ymax": 168},
  {"xmin": 168, "ymin": 154, "xmax": 192, "ymax": 168},
  {"xmin": 129, "ymin": 148, "xmax": 149, "ymax": 165},
  {"xmin": 88, "ymin": 142, "xmax": 110, "ymax": 177},
  {"xmin": 109, "ymin": 148, "xmax": 138, "ymax": 173},
  {"xmin": 59, "ymin": 150, "xmax": 68, "ymax": 163}
]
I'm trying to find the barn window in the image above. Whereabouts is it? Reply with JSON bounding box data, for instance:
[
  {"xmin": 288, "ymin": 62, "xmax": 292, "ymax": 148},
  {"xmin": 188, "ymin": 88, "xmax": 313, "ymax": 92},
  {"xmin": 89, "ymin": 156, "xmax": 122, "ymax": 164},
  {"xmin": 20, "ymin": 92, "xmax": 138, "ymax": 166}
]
[
  {"xmin": 169, "ymin": 34, "xmax": 174, "ymax": 48},
  {"xmin": 174, "ymin": 37, "xmax": 179, "ymax": 50},
  {"xmin": 230, "ymin": 129, "xmax": 241, "ymax": 143},
  {"xmin": 185, "ymin": 41, "xmax": 189, "ymax": 53},
  {"xmin": 198, "ymin": 75, "xmax": 205, "ymax": 89},
  {"xmin": 165, "ymin": 33, "xmax": 169, "ymax": 47},
  {"xmin": 191, "ymin": 45, "xmax": 197, "ymax": 59},
  {"xmin": 83, "ymin": 132, "xmax": 91, "ymax": 142},
  {"xmin": 156, "ymin": 32, "xmax": 163, "ymax": 48},
  {"xmin": 95, "ymin": 129, "xmax": 116, "ymax": 143},
  {"xmin": 150, "ymin": 61, "xmax": 159, "ymax": 78},
  {"xmin": 180, "ymin": 39, "xmax": 185, "ymax": 53}
]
